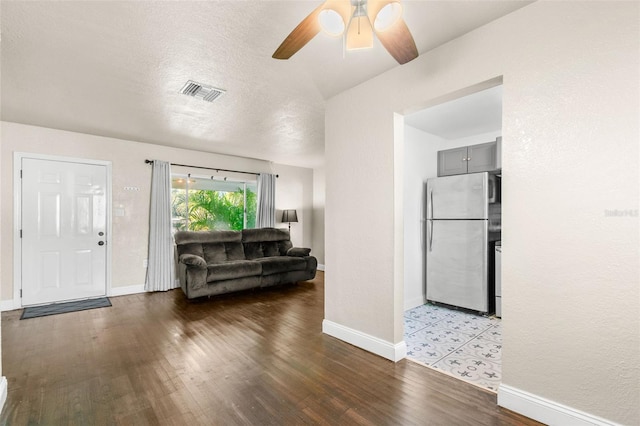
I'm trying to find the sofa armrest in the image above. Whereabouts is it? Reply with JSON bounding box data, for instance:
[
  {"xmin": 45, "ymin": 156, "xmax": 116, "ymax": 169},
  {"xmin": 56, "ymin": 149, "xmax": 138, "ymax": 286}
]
[
  {"xmin": 179, "ymin": 253, "xmax": 207, "ymax": 267},
  {"xmin": 287, "ymin": 247, "xmax": 311, "ymax": 257}
]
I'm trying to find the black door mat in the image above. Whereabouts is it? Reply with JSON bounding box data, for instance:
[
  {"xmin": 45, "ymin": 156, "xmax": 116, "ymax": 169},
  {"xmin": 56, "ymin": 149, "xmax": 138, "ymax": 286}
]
[{"xmin": 20, "ymin": 297, "xmax": 111, "ymax": 320}]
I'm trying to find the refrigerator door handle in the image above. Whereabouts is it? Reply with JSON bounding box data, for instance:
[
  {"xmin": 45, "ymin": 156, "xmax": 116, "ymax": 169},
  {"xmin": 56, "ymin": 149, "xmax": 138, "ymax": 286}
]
[
  {"xmin": 428, "ymin": 219, "xmax": 434, "ymax": 252},
  {"xmin": 488, "ymin": 174, "xmax": 496, "ymax": 203},
  {"xmin": 429, "ymin": 188, "xmax": 434, "ymax": 219},
  {"xmin": 428, "ymin": 188, "xmax": 434, "ymax": 251}
]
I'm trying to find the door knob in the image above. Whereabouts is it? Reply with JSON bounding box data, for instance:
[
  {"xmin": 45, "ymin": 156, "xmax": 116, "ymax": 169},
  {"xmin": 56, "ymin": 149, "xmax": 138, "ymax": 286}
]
[{"xmin": 98, "ymin": 241, "xmax": 105, "ymax": 246}]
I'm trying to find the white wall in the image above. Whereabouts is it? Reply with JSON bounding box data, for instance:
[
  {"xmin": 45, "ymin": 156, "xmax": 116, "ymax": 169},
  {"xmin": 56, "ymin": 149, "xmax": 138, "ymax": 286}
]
[
  {"xmin": 273, "ymin": 163, "xmax": 314, "ymax": 248},
  {"xmin": 312, "ymin": 167, "xmax": 325, "ymax": 267},
  {"xmin": 1, "ymin": 122, "xmax": 316, "ymax": 305},
  {"xmin": 402, "ymin": 126, "xmax": 442, "ymax": 310},
  {"xmin": 0, "ymin": 126, "xmax": 5, "ymax": 411},
  {"xmin": 402, "ymin": 127, "xmax": 501, "ymax": 310},
  {"xmin": 326, "ymin": 2, "xmax": 638, "ymax": 425}
]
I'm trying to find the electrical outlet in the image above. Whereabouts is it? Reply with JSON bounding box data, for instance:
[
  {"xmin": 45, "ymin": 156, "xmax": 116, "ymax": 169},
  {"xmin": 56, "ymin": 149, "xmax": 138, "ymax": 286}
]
[{"xmin": 143, "ymin": 259, "xmax": 148, "ymax": 268}]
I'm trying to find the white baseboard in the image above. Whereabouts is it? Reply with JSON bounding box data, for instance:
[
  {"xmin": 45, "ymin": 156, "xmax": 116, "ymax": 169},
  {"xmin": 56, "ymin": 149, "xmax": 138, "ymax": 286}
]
[
  {"xmin": 498, "ymin": 384, "xmax": 622, "ymax": 426},
  {"xmin": 317, "ymin": 264, "xmax": 325, "ymax": 271},
  {"xmin": 0, "ymin": 299, "xmax": 20, "ymax": 312},
  {"xmin": 322, "ymin": 319, "xmax": 406, "ymax": 362},
  {"xmin": 109, "ymin": 284, "xmax": 146, "ymax": 297},
  {"xmin": 404, "ymin": 295, "xmax": 426, "ymax": 311},
  {"xmin": 0, "ymin": 376, "xmax": 7, "ymax": 415}
]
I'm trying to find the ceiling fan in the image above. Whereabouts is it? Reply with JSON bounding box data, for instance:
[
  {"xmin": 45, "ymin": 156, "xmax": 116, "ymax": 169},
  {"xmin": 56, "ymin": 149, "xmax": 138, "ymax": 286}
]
[{"xmin": 272, "ymin": 0, "xmax": 419, "ymax": 65}]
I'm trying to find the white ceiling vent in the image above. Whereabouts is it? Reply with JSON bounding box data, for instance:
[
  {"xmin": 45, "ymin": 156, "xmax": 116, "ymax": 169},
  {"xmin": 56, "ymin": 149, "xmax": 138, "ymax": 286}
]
[{"xmin": 180, "ymin": 80, "xmax": 225, "ymax": 102}]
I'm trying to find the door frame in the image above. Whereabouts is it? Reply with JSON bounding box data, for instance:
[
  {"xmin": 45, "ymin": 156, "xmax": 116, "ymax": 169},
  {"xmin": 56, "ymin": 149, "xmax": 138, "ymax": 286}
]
[{"xmin": 13, "ymin": 152, "xmax": 113, "ymax": 308}]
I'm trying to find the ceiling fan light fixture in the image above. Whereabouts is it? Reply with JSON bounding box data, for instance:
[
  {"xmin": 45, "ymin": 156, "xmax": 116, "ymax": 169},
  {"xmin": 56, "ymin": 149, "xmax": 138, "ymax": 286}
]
[
  {"xmin": 346, "ymin": 15, "xmax": 374, "ymax": 50},
  {"xmin": 374, "ymin": 1, "xmax": 403, "ymax": 32},
  {"xmin": 352, "ymin": 1, "xmax": 368, "ymax": 18},
  {"xmin": 272, "ymin": 0, "xmax": 418, "ymax": 64},
  {"xmin": 319, "ymin": 8, "xmax": 345, "ymax": 36}
]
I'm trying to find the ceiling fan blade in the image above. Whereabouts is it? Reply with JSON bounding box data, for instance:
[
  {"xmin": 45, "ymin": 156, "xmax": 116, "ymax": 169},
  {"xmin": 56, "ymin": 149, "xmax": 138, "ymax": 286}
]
[
  {"xmin": 375, "ymin": 18, "xmax": 419, "ymax": 64},
  {"xmin": 272, "ymin": 2, "xmax": 327, "ymax": 60}
]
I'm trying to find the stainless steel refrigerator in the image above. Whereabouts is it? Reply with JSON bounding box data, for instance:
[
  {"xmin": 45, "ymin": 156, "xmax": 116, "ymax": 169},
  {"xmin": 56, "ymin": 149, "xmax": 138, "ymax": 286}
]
[{"xmin": 425, "ymin": 172, "xmax": 501, "ymax": 313}]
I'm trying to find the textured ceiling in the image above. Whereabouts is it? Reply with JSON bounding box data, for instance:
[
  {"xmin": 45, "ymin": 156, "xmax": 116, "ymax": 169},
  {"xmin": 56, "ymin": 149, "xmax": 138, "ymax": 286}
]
[{"xmin": 1, "ymin": 1, "xmax": 531, "ymax": 168}]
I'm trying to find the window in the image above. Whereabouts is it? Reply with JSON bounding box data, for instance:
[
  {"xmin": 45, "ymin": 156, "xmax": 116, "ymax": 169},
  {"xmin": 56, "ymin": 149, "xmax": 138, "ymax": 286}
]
[{"xmin": 171, "ymin": 174, "xmax": 257, "ymax": 232}]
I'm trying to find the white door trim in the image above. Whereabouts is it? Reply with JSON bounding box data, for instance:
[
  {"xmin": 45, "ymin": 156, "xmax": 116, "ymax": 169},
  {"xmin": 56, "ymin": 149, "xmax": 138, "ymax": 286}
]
[{"xmin": 13, "ymin": 152, "xmax": 112, "ymax": 308}]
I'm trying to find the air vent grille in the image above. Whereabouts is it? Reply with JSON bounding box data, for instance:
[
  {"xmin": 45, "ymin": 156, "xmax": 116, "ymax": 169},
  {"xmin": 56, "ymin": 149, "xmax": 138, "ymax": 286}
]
[{"xmin": 180, "ymin": 80, "xmax": 225, "ymax": 102}]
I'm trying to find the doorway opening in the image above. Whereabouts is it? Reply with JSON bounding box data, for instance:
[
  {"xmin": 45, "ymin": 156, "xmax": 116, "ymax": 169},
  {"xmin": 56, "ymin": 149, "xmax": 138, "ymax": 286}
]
[{"xmin": 401, "ymin": 82, "xmax": 503, "ymax": 392}]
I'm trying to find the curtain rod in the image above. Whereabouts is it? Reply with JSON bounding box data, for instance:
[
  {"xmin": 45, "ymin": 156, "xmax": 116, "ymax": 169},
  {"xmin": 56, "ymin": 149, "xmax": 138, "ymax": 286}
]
[{"xmin": 144, "ymin": 159, "xmax": 278, "ymax": 178}]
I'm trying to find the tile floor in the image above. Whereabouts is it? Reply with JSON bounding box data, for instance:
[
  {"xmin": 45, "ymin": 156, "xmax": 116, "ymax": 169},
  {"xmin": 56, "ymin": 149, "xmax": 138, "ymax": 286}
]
[{"xmin": 404, "ymin": 303, "xmax": 502, "ymax": 392}]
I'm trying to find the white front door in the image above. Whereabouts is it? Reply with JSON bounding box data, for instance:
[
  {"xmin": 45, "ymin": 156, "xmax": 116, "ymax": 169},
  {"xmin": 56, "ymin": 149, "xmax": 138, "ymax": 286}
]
[{"xmin": 21, "ymin": 158, "xmax": 108, "ymax": 306}]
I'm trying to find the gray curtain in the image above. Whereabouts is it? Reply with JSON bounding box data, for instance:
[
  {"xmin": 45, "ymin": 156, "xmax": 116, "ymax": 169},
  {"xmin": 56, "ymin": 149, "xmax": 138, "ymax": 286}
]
[
  {"xmin": 145, "ymin": 160, "xmax": 177, "ymax": 291},
  {"xmin": 256, "ymin": 173, "xmax": 276, "ymax": 228}
]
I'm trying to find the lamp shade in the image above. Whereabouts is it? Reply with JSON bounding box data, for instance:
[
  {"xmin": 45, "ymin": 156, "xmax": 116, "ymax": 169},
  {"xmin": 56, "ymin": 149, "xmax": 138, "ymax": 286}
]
[{"xmin": 281, "ymin": 209, "xmax": 298, "ymax": 223}]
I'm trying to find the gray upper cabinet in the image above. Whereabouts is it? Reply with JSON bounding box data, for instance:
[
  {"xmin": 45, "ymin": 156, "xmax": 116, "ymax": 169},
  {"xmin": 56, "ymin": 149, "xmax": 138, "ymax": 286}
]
[
  {"xmin": 467, "ymin": 142, "xmax": 497, "ymax": 173},
  {"xmin": 437, "ymin": 141, "xmax": 498, "ymax": 177},
  {"xmin": 437, "ymin": 146, "xmax": 468, "ymax": 176}
]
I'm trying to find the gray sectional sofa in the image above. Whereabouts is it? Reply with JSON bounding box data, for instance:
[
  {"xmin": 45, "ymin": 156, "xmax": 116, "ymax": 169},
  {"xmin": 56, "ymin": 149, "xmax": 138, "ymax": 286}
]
[{"xmin": 174, "ymin": 228, "xmax": 317, "ymax": 299}]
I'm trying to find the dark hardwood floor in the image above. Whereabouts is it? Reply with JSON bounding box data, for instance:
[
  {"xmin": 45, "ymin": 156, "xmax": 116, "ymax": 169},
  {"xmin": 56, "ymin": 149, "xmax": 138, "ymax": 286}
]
[{"xmin": 1, "ymin": 272, "xmax": 540, "ymax": 425}]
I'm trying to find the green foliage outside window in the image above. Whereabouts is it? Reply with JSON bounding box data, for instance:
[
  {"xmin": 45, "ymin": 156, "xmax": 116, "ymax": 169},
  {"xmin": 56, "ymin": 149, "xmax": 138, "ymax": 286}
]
[{"xmin": 171, "ymin": 186, "xmax": 256, "ymax": 232}]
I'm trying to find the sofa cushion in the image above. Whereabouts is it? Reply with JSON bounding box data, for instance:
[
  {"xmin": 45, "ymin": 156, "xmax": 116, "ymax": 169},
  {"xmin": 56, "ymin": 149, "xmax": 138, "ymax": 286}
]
[
  {"xmin": 242, "ymin": 228, "xmax": 293, "ymax": 258},
  {"xmin": 207, "ymin": 260, "xmax": 262, "ymax": 282},
  {"xmin": 262, "ymin": 241, "xmax": 280, "ymax": 257},
  {"xmin": 202, "ymin": 242, "xmax": 245, "ymax": 263},
  {"xmin": 203, "ymin": 243, "xmax": 227, "ymax": 263},
  {"xmin": 244, "ymin": 241, "xmax": 281, "ymax": 259},
  {"xmin": 244, "ymin": 241, "xmax": 293, "ymax": 259},
  {"xmin": 255, "ymin": 256, "xmax": 307, "ymax": 276},
  {"xmin": 279, "ymin": 240, "xmax": 293, "ymax": 255},
  {"xmin": 176, "ymin": 230, "xmax": 246, "ymax": 263},
  {"xmin": 225, "ymin": 242, "xmax": 246, "ymax": 260},
  {"xmin": 287, "ymin": 247, "xmax": 311, "ymax": 257},
  {"xmin": 242, "ymin": 228, "xmax": 290, "ymax": 243},
  {"xmin": 179, "ymin": 253, "xmax": 206, "ymax": 267},
  {"xmin": 176, "ymin": 242, "xmax": 204, "ymax": 258},
  {"xmin": 175, "ymin": 230, "xmax": 241, "ymax": 245},
  {"xmin": 243, "ymin": 242, "xmax": 261, "ymax": 260}
]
